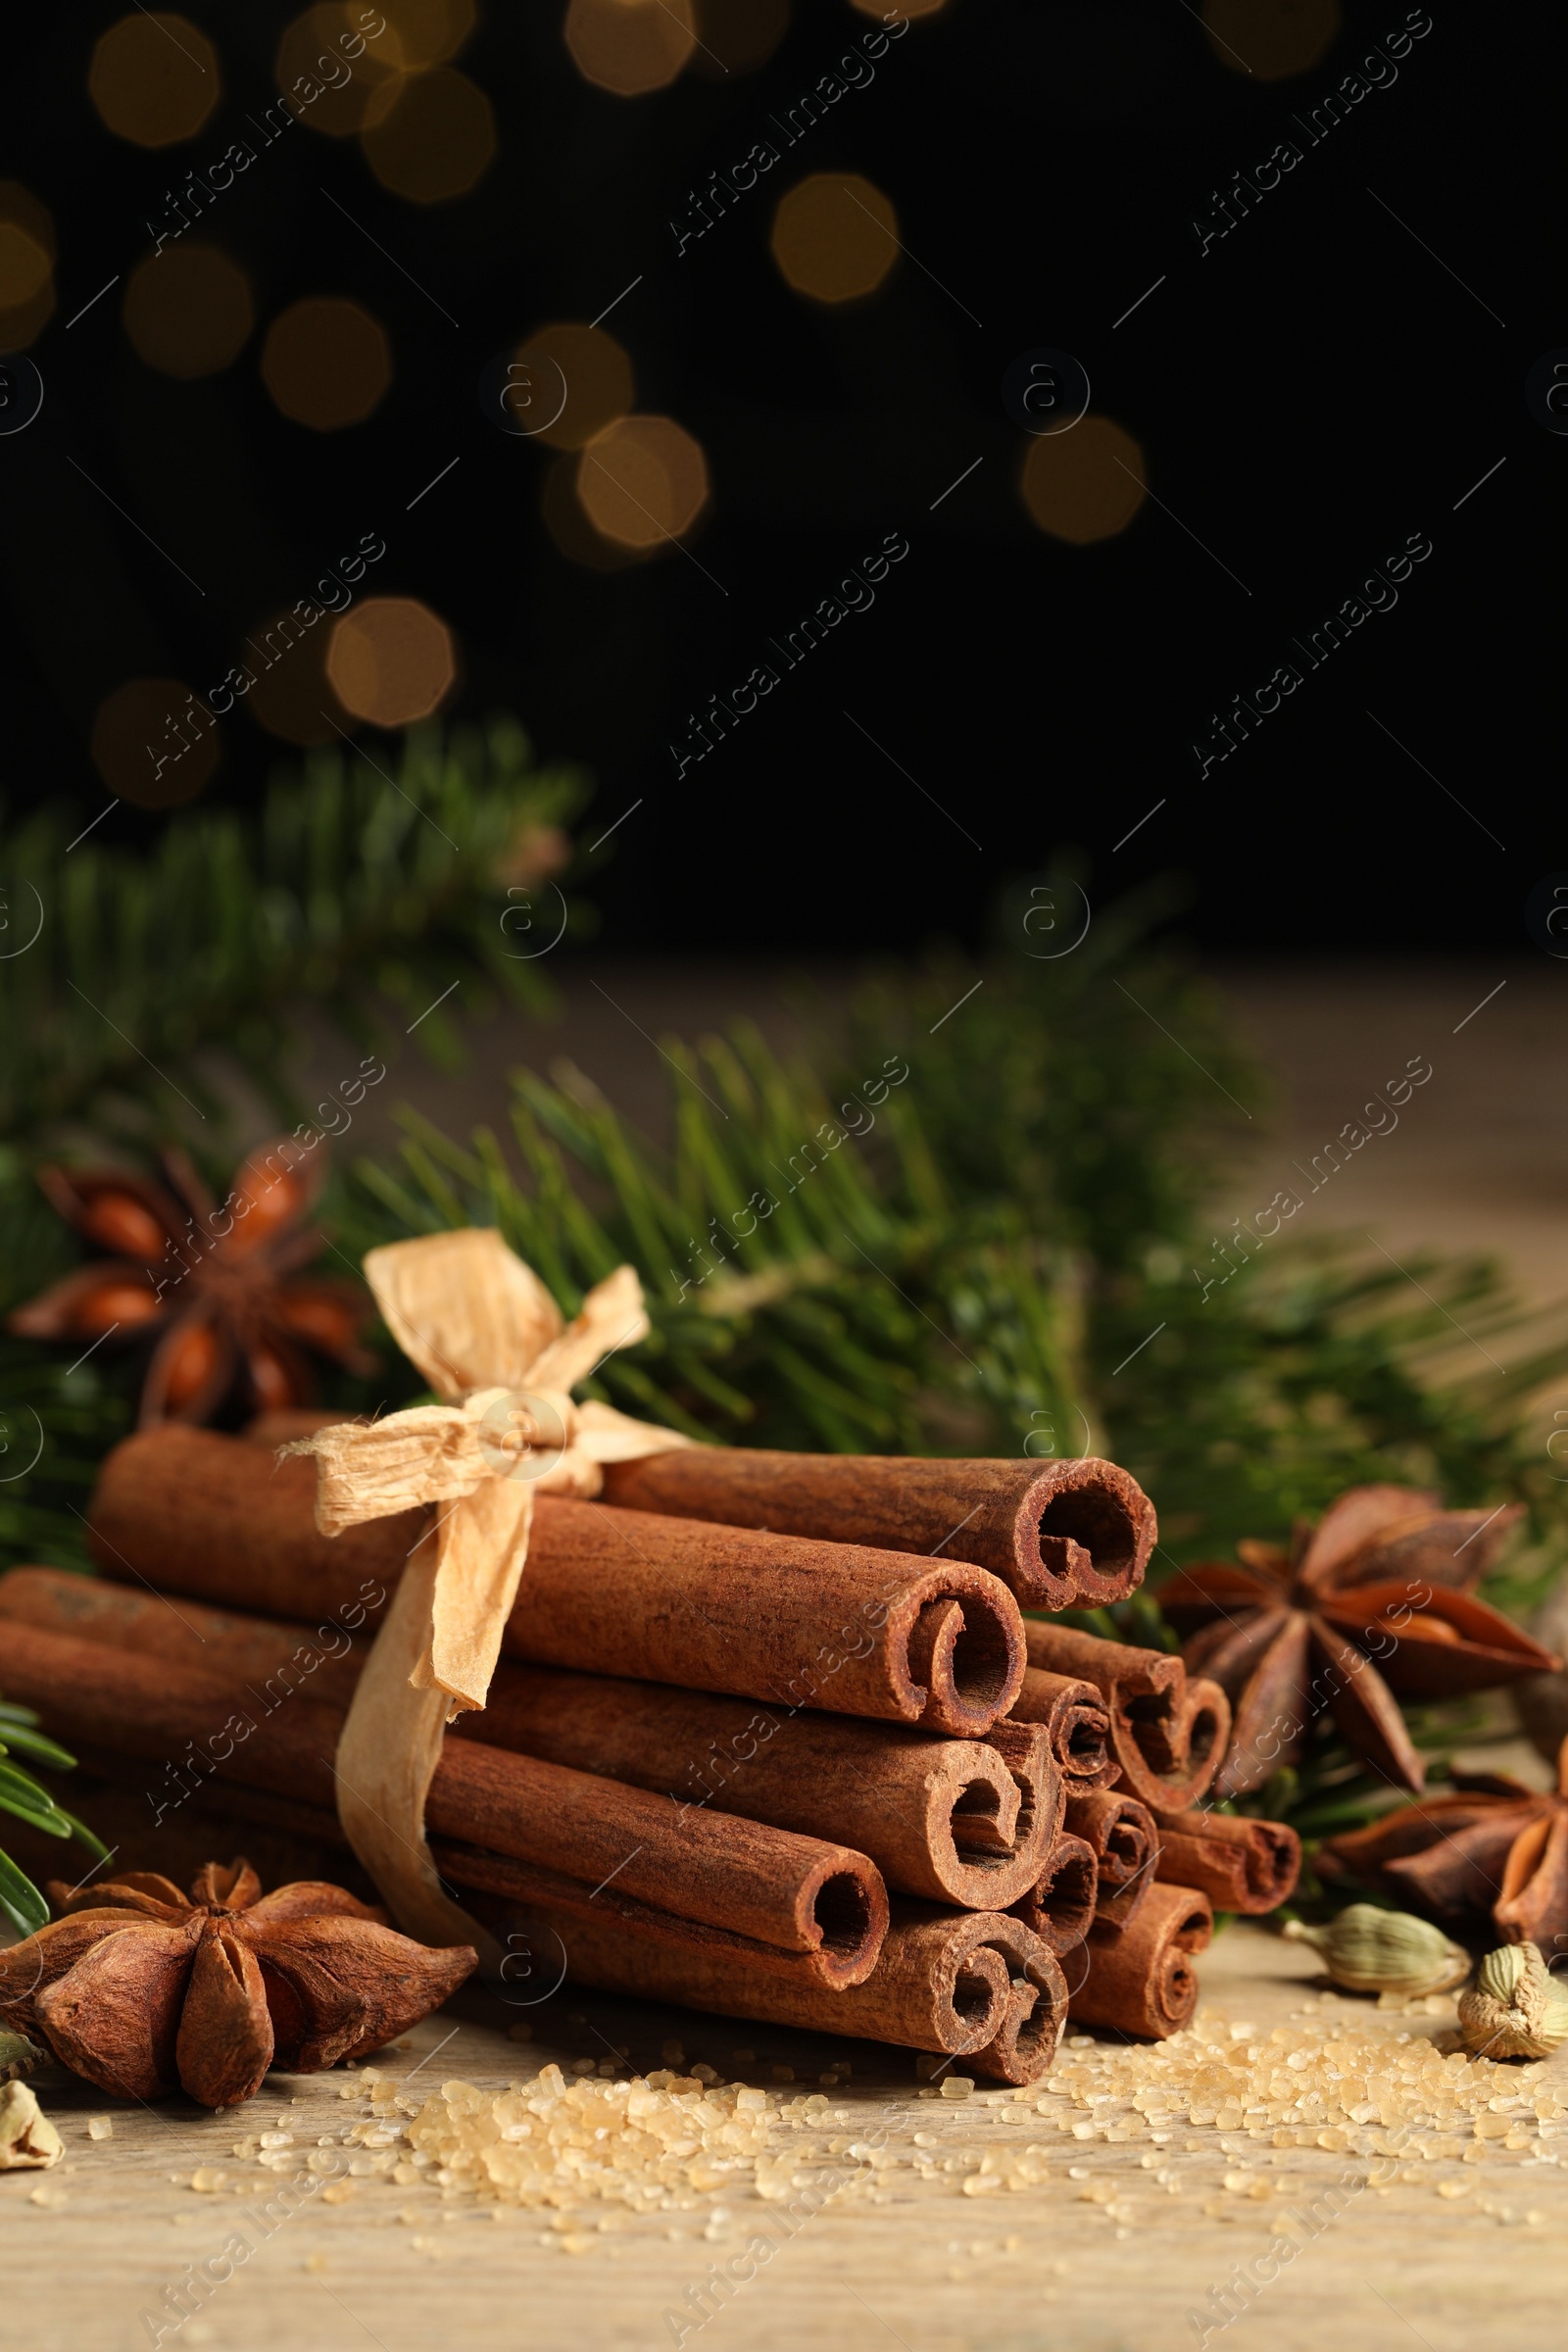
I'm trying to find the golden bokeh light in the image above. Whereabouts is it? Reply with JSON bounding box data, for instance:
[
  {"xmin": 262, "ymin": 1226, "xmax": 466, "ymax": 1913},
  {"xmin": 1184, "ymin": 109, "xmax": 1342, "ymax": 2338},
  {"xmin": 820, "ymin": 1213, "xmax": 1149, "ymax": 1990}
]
[
  {"xmin": 1201, "ymin": 0, "xmax": 1341, "ymax": 79},
  {"xmin": 241, "ymin": 609, "xmax": 353, "ymax": 745},
  {"xmin": 576, "ymin": 415, "xmax": 710, "ymax": 550},
  {"xmin": 378, "ymin": 0, "xmax": 477, "ymax": 70},
  {"xmin": 122, "ymin": 244, "xmax": 254, "ymax": 379},
  {"xmin": 542, "ymin": 453, "xmax": 652, "ymax": 572},
  {"xmin": 325, "ymin": 597, "xmax": 456, "ymax": 725},
  {"xmin": 0, "ymin": 186, "xmax": 55, "ymax": 349},
  {"xmin": 89, "ymin": 14, "xmax": 221, "ymax": 148},
  {"xmin": 262, "ymin": 297, "xmax": 391, "ymax": 429},
  {"xmin": 564, "ymin": 0, "xmax": 696, "ymax": 96},
  {"xmin": 360, "ymin": 65, "xmax": 496, "ymax": 201},
  {"xmin": 770, "ymin": 172, "xmax": 898, "ymax": 305},
  {"xmin": 0, "ymin": 223, "xmax": 50, "ymax": 311},
  {"xmin": 273, "ymin": 6, "xmax": 405, "ymax": 136},
  {"xmin": 1018, "ymin": 416, "xmax": 1147, "ymax": 547},
  {"xmin": 690, "ymin": 0, "xmax": 790, "ymax": 78},
  {"xmin": 91, "ymin": 678, "xmax": 220, "ymax": 808},
  {"xmin": 510, "ymin": 321, "xmax": 633, "ymax": 451}
]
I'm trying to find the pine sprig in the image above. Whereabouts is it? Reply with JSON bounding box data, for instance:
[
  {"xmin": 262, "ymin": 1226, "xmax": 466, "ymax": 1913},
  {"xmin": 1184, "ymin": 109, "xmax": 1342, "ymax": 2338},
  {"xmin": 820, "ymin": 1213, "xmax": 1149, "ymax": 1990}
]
[
  {"xmin": 0, "ymin": 1696, "xmax": 108, "ymax": 1937},
  {"xmin": 0, "ymin": 714, "xmax": 593, "ymax": 1153}
]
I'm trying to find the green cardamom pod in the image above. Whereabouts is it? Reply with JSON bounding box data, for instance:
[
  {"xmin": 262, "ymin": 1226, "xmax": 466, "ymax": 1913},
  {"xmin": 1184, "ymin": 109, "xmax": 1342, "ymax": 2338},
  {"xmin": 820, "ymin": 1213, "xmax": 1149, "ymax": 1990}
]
[
  {"xmin": 1458, "ymin": 1941, "xmax": 1568, "ymax": 2059},
  {"xmin": 1284, "ymin": 1904, "xmax": 1470, "ymax": 1995}
]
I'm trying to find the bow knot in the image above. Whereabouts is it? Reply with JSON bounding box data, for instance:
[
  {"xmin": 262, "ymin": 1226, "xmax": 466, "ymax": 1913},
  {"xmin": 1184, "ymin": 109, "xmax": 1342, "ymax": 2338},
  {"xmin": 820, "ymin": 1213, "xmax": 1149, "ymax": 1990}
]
[{"xmin": 287, "ymin": 1228, "xmax": 690, "ymax": 1952}]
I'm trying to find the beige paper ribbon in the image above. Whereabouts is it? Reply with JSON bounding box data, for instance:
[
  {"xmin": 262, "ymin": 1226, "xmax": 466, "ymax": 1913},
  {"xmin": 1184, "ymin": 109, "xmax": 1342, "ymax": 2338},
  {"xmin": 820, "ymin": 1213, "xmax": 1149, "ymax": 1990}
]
[{"xmin": 287, "ymin": 1228, "xmax": 690, "ymax": 1957}]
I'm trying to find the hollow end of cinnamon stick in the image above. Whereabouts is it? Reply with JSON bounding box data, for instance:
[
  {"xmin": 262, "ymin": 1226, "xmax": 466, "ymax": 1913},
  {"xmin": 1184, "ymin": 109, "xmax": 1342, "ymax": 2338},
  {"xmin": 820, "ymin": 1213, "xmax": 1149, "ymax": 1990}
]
[
  {"xmin": 1152, "ymin": 1811, "xmax": 1301, "ymax": 1914},
  {"xmin": 1005, "ymin": 1667, "xmax": 1115, "ymax": 1788},
  {"xmin": 1015, "ymin": 1832, "xmax": 1099, "ymax": 1957},
  {"xmin": 966, "ymin": 1918, "xmax": 1069, "ymax": 2085},
  {"xmin": 904, "ymin": 1591, "xmax": 1022, "ymax": 1738},
  {"xmin": 1069, "ymin": 1881, "xmax": 1214, "ymax": 2040},
  {"xmin": 1022, "ymin": 1458, "xmax": 1156, "ymax": 1608}
]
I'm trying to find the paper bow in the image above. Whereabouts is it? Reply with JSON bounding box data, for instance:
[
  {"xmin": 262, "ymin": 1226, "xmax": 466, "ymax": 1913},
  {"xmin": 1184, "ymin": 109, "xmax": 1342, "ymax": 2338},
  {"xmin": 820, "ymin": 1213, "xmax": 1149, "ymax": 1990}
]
[{"xmin": 289, "ymin": 1228, "xmax": 690, "ymax": 1954}]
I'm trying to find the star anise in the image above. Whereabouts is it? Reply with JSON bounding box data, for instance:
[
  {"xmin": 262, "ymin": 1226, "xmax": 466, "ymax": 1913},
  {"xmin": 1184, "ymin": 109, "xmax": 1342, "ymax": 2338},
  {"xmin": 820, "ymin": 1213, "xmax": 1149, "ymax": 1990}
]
[
  {"xmin": 0, "ymin": 1860, "xmax": 475, "ymax": 2109},
  {"xmin": 7, "ymin": 1139, "xmax": 374, "ymax": 1426},
  {"xmin": 1319, "ymin": 1734, "xmax": 1568, "ymax": 1959},
  {"xmin": 1158, "ymin": 1483, "xmax": 1555, "ymax": 1798}
]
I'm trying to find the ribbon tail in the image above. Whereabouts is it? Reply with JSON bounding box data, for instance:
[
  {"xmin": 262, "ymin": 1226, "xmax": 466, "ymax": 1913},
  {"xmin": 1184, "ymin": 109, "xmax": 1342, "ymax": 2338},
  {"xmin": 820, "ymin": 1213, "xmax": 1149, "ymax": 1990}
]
[
  {"xmin": 332, "ymin": 1530, "xmax": 503, "ymax": 1966},
  {"xmin": 417, "ymin": 1480, "xmax": 535, "ymax": 1713}
]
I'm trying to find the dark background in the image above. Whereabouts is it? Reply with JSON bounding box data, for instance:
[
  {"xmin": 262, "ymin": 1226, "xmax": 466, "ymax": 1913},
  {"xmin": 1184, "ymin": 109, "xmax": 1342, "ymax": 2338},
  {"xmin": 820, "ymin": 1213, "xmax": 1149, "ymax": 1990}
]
[{"xmin": 1, "ymin": 1, "xmax": 1557, "ymax": 956}]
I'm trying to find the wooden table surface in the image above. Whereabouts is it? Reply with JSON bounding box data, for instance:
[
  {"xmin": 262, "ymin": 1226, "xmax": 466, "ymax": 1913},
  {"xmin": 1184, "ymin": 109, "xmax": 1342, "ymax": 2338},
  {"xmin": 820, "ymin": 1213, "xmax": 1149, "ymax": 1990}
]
[{"xmin": 6, "ymin": 1922, "xmax": 1567, "ymax": 2352}]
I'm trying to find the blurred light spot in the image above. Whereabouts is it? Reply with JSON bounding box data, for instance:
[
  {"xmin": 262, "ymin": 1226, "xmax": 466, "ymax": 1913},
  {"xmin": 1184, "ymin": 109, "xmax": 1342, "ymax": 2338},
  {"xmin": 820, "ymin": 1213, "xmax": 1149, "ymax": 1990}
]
[
  {"xmin": 542, "ymin": 452, "xmax": 652, "ymax": 570},
  {"xmin": 89, "ymin": 13, "xmax": 221, "ymax": 148},
  {"xmin": 1202, "ymin": 0, "xmax": 1340, "ymax": 79},
  {"xmin": 564, "ymin": 0, "xmax": 696, "ymax": 96},
  {"xmin": 273, "ymin": 6, "xmax": 405, "ymax": 136},
  {"xmin": 242, "ymin": 608, "xmax": 353, "ymax": 745},
  {"xmin": 575, "ymin": 414, "xmax": 710, "ymax": 551},
  {"xmin": 122, "ymin": 244, "xmax": 254, "ymax": 379},
  {"xmin": 1019, "ymin": 416, "xmax": 1147, "ymax": 546},
  {"xmin": 770, "ymin": 172, "xmax": 898, "ymax": 305},
  {"xmin": 262, "ymin": 297, "xmax": 391, "ymax": 429},
  {"xmin": 325, "ymin": 596, "xmax": 456, "ymax": 724},
  {"xmin": 378, "ymin": 0, "xmax": 478, "ymax": 69},
  {"xmin": 0, "ymin": 224, "xmax": 51, "ymax": 311},
  {"xmin": 690, "ymin": 0, "xmax": 790, "ymax": 78},
  {"xmin": 514, "ymin": 321, "xmax": 633, "ymax": 451},
  {"xmin": 849, "ymin": 0, "xmax": 946, "ymax": 14},
  {"xmin": 361, "ymin": 66, "xmax": 496, "ymax": 200},
  {"xmin": 0, "ymin": 184, "xmax": 55, "ymax": 349},
  {"xmin": 91, "ymin": 678, "xmax": 220, "ymax": 807}
]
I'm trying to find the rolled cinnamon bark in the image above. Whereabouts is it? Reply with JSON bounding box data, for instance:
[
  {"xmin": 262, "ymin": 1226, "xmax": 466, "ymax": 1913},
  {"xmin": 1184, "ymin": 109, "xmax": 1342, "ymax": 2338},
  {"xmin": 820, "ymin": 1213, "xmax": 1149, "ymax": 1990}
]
[
  {"xmin": 1022, "ymin": 1625, "xmax": 1230, "ymax": 1810},
  {"xmin": 0, "ymin": 1620, "xmax": 886, "ymax": 1984},
  {"xmin": 1064, "ymin": 1788, "xmax": 1160, "ymax": 1930},
  {"xmin": 1068, "ymin": 1881, "xmax": 1213, "ymax": 2039},
  {"xmin": 1152, "ymin": 1808, "xmax": 1300, "ymax": 1914},
  {"xmin": 964, "ymin": 1914, "xmax": 1069, "ymax": 2085},
  {"xmin": 510, "ymin": 1500, "xmax": 1025, "ymax": 1738},
  {"xmin": 90, "ymin": 1426, "xmax": 417, "ymax": 1622},
  {"xmin": 602, "ymin": 1449, "xmax": 1156, "ymax": 1612},
  {"xmin": 0, "ymin": 1569, "xmax": 1051, "ymax": 1913},
  {"xmin": 1005, "ymin": 1668, "xmax": 1116, "ymax": 1790},
  {"xmin": 470, "ymin": 1663, "xmax": 1060, "ymax": 1911},
  {"xmin": 440, "ymin": 1862, "xmax": 1049, "ymax": 2073},
  {"xmin": 0, "ymin": 1564, "xmax": 371, "ymax": 1711},
  {"xmin": 1012, "ymin": 1832, "xmax": 1099, "ymax": 1957},
  {"xmin": 86, "ymin": 1431, "xmax": 1026, "ymax": 1739}
]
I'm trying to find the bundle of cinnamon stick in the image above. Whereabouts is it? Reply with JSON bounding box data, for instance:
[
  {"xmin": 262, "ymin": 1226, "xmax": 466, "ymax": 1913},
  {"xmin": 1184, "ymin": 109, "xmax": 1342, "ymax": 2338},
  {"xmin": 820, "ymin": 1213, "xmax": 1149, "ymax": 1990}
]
[{"xmin": 0, "ymin": 1424, "xmax": 1298, "ymax": 2082}]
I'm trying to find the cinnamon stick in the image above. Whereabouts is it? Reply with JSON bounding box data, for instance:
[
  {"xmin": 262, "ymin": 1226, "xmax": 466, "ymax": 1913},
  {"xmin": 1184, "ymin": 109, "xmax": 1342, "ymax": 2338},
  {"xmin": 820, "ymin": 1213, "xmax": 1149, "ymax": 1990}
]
[
  {"xmin": 0, "ymin": 1619, "xmax": 887, "ymax": 1984},
  {"xmin": 0, "ymin": 1564, "xmax": 371, "ymax": 1712},
  {"xmin": 0, "ymin": 1568, "xmax": 1054, "ymax": 1913},
  {"xmin": 86, "ymin": 1431, "xmax": 1027, "ymax": 1738},
  {"xmin": 1005, "ymin": 1668, "xmax": 1116, "ymax": 1789},
  {"xmin": 1069, "ymin": 1882, "xmax": 1214, "ymax": 2039},
  {"xmin": 1152, "ymin": 1808, "xmax": 1300, "ymax": 1914},
  {"xmin": 1063, "ymin": 1788, "xmax": 1159, "ymax": 1930},
  {"xmin": 470, "ymin": 1662, "xmax": 1060, "ymax": 1912},
  {"xmin": 444, "ymin": 1859, "xmax": 1061, "ymax": 2077},
  {"xmin": 508, "ymin": 1500, "xmax": 1024, "ymax": 1738},
  {"xmin": 1012, "ymin": 1832, "xmax": 1099, "ymax": 1958},
  {"xmin": 602, "ymin": 1448, "xmax": 1156, "ymax": 1612},
  {"xmin": 964, "ymin": 1914, "xmax": 1069, "ymax": 2085},
  {"xmin": 1022, "ymin": 1624, "xmax": 1230, "ymax": 1810},
  {"xmin": 88, "ymin": 1426, "xmax": 417, "ymax": 1623}
]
